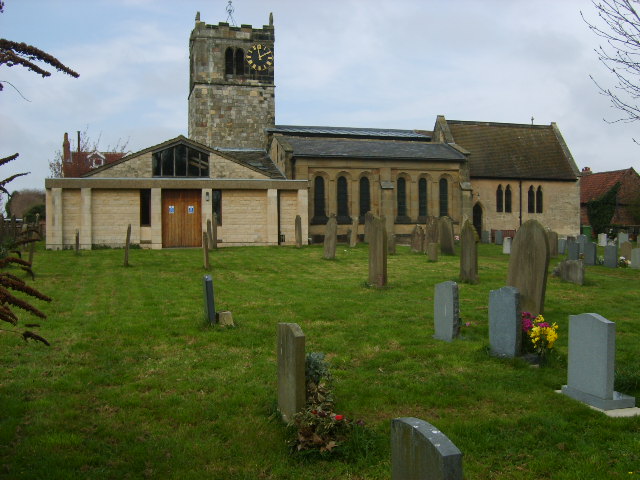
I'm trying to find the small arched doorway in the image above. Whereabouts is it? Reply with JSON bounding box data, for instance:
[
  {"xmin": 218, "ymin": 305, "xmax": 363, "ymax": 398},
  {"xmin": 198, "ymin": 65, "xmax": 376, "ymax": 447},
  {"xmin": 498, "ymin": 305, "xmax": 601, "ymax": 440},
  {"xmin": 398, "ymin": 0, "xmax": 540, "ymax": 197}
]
[{"xmin": 473, "ymin": 202, "xmax": 483, "ymax": 238}]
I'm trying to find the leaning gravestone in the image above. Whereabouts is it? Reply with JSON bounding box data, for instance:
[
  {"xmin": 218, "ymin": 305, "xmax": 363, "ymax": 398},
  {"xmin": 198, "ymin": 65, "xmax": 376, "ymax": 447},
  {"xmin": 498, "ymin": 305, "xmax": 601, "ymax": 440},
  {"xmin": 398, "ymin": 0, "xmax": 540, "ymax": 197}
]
[
  {"xmin": 631, "ymin": 248, "xmax": 640, "ymax": 269},
  {"xmin": 547, "ymin": 231, "xmax": 559, "ymax": 257},
  {"xmin": 323, "ymin": 215, "xmax": 337, "ymax": 260},
  {"xmin": 583, "ymin": 242, "xmax": 597, "ymax": 266},
  {"xmin": 391, "ymin": 417, "xmax": 463, "ymax": 480},
  {"xmin": 489, "ymin": 286, "xmax": 521, "ymax": 358},
  {"xmin": 277, "ymin": 323, "xmax": 306, "ymax": 423},
  {"xmin": 434, "ymin": 281, "xmax": 460, "ymax": 342},
  {"xmin": 410, "ymin": 225, "xmax": 423, "ymax": 253},
  {"xmin": 502, "ymin": 237, "xmax": 512, "ymax": 255},
  {"xmin": 558, "ymin": 238, "xmax": 567, "ymax": 255},
  {"xmin": 295, "ymin": 215, "xmax": 303, "ymax": 248},
  {"xmin": 620, "ymin": 241, "xmax": 633, "ymax": 260},
  {"xmin": 349, "ymin": 216, "xmax": 358, "ymax": 248},
  {"xmin": 506, "ymin": 219, "xmax": 550, "ymax": 316},
  {"xmin": 427, "ymin": 243, "xmax": 438, "ymax": 262},
  {"xmin": 368, "ymin": 215, "xmax": 388, "ymax": 287},
  {"xmin": 561, "ymin": 313, "xmax": 635, "ymax": 410},
  {"xmin": 604, "ymin": 244, "xmax": 618, "ymax": 268},
  {"xmin": 481, "ymin": 230, "xmax": 490, "ymax": 244},
  {"xmin": 558, "ymin": 260, "xmax": 585, "ymax": 286},
  {"xmin": 459, "ymin": 220, "xmax": 478, "ymax": 284},
  {"xmin": 598, "ymin": 233, "xmax": 608, "ymax": 247},
  {"xmin": 495, "ymin": 230, "xmax": 504, "ymax": 246},
  {"xmin": 567, "ymin": 240, "xmax": 580, "ymax": 261},
  {"xmin": 438, "ymin": 217, "xmax": 455, "ymax": 255},
  {"xmin": 617, "ymin": 232, "xmax": 629, "ymax": 245}
]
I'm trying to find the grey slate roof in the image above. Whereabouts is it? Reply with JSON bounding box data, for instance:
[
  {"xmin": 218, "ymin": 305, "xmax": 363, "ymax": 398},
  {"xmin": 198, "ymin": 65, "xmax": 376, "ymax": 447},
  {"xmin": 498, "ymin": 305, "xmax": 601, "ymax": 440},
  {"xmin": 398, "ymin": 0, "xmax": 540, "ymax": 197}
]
[
  {"xmin": 214, "ymin": 148, "xmax": 285, "ymax": 179},
  {"xmin": 271, "ymin": 125, "xmax": 431, "ymax": 140},
  {"xmin": 279, "ymin": 137, "xmax": 466, "ymax": 161}
]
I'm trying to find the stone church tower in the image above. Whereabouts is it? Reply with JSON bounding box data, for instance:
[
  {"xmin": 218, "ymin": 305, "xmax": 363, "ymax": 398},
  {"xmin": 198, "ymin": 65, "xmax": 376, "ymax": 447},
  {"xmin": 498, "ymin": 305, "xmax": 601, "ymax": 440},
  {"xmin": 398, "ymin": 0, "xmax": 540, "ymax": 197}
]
[{"xmin": 188, "ymin": 12, "xmax": 275, "ymax": 150}]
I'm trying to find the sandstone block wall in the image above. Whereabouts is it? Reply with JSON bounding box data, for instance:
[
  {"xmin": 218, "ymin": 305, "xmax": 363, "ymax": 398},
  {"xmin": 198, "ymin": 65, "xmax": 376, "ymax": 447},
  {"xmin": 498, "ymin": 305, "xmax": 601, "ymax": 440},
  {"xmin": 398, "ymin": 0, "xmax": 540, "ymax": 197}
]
[
  {"xmin": 92, "ymin": 152, "xmax": 152, "ymax": 178},
  {"xmin": 91, "ymin": 190, "xmax": 140, "ymax": 246}
]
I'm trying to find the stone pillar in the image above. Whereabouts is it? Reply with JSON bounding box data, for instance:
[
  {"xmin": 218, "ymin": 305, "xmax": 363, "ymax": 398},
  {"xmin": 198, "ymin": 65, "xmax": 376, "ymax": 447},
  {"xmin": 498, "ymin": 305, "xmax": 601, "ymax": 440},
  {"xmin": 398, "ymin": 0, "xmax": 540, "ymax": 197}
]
[
  {"xmin": 80, "ymin": 188, "xmax": 92, "ymax": 250},
  {"xmin": 46, "ymin": 187, "xmax": 63, "ymax": 250},
  {"xmin": 150, "ymin": 188, "xmax": 162, "ymax": 249},
  {"xmin": 267, "ymin": 189, "xmax": 279, "ymax": 245},
  {"xmin": 297, "ymin": 188, "xmax": 308, "ymax": 245},
  {"xmin": 202, "ymin": 188, "xmax": 213, "ymax": 235}
]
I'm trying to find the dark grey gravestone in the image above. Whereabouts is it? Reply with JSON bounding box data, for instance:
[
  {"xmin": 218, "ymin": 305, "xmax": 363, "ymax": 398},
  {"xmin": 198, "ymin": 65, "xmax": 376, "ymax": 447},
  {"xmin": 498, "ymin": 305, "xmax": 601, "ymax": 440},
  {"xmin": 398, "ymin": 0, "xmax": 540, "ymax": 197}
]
[
  {"xmin": 617, "ymin": 232, "xmax": 629, "ymax": 245},
  {"xmin": 203, "ymin": 274, "xmax": 216, "ymax": 324},
  {"xmin": 604, "ymin": 245, "xmax": 618, "ymax": 268},
  {"xmin": 295, "ymin": 215, "xmax": 302, "ymax": 248},
  {"xmin": 438, "ymin": 217, "xmax": 455, "ymax": 255},
  {"xmin": 427, "ymin": 243, "xmax": 438, "ymax": 262},
  {"xmin": 577, "ymin": 234, "xmax": 587, "ymax": 254},
  {"xmin": 567, "ymin": 241, "xmax": 580, "ymax": 261},
  {"xmin": 558, "ymin": 260, "xmax": 585, "ymax": 285},
  {"xmin": 620, "ymin": 241, "xmax": 633, "ymax": 260},
  {"xmin": 425, "ymin": 216, "xmax": 439, "ymax": 245},
  {"xmin": 434, "ymin": 281, "xmax": 460, "ymax": 342},
  {"xmin": 558, "ymin": 238, "xmax": 566, "ymax": 255},
  {"xmin": 391, "ymin": 417, "xmax": 463, "ymax": 480},
  {"xmin": 631, "ymin": 248, "xmax": 640, "ymax": 269},
  {"xmin": 598, "ymin": 233, "xmax": 608, "ymax": 247},
  {"xmin": 583, "ymin": 242, "xmax": 597, "ymax": 266},
  {"xmin": 459, "ymin": 220, "xmax": 478, "ymax": 284},
  {"xmin": 502, "ymin": 237, "xmax": 512, "ymax": 255},
  {"xmin": 547, "ymin": 231, "xmax": 558, "ymax": 257},
  {"xmin": 562, "ymin": 313, "xmax": 635, "ymax": 410},
  {"xmin": 323, "ymin": 215, "xmax": 337, "ymax": 260},
  {"xmin": 349, "ymin": 216, "xmax": 358, "ymax": 247},
  {"xmin": 368, "ymin": 215, "xmax": 388, "ymax": 287},
  {"xmin": 277, "ymin": 323, "xmax": 306, "ymax": 423},
  {"xmin": 495, "ymin": 230, "xmax": 504, "ymax": 245},
  {"xmin": 481, "ymin": 230, "xmax": 490, "ymax": 244},
  {"xmin": 506, "ymin": 219, "xmax": 550, "ymax": 317},
  {"xmin": 489, "ymin": 286, "xmax": 521, "ymax": 358}
]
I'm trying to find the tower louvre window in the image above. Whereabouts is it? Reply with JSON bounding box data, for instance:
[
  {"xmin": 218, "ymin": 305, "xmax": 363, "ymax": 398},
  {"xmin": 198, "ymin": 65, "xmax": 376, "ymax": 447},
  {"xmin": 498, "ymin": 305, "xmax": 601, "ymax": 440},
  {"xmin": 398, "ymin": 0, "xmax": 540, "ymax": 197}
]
[
  {"xmin": 225, "ymin": 47, "xmax": 234, "ymax": 75},
  {"xmin": 235, "ymin": 48, "xmax": 244, "ymax": 75}
]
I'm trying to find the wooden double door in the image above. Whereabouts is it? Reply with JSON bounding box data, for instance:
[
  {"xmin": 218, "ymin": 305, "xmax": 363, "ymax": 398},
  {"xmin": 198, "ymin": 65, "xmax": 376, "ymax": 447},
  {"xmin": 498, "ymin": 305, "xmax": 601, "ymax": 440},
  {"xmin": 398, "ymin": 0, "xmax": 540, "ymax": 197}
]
[{"xmin": 162, "ymin": 190, "xmax": 202, "ymax": 248}]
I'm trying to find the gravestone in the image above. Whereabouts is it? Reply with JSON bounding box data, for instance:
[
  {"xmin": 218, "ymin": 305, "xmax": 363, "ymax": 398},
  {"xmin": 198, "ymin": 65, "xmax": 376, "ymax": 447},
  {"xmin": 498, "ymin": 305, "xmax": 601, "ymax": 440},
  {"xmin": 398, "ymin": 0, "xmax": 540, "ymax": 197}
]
[
  {"xmin": 425, "ymin": 216, "xmax": 439, "ymax": 245},
  {"xmin": 617, "ymin": 232, "xmax": 629, "ymax": 245},
  {"xmin": 323, "ymin": 215, "xmax": 337, "ymax": 260},
  {"xmin": 561, "ymin": 313, "xmax": 635, "ymax": 410},
  {"xmin": 124, "ymin": 224, "xmax": 132, "ymax": 267},
  {"xmin": 620, "ymin": 241, "xmax": 633, "ymax": 260},
  {"xmin": 218, "ymin": 311, "xmax": 234, "ymax": 327},
  {"xmin": 364, "ymin": 211, "xmax": 374, "ymax": 243},
  {"xmin": 558, "ymin": 238, "xmax": 567, "ymax": 255},
  {"xmin": 368, "ymin": 215, "xmax": 388, "ymax": 287},
  {"xmin": 348, "ymin": 216, "xmax": 358, "ymax": 248},
  {"xmin": 577, "ymin": 234, "xmax": 587, "ymax": 254},
  {"xmin": 598, "ymin": 233, "xmax": 608, "ymax": 247},
  {"xmin": 489, "ymin": 286, "xmax": 521, "ymax": 358},
  {"xmin": 202, "ymin": 232, "xmax": 210, "ymax": 270},
  {"xmin": 567, "ymin": 240, "xmax": 580, "ymax": 261},
  {"xmin": 434, "ymin": 281, "xmax": 460, "ymax": 342},
  {"xmin": 604, "ymin": 244, "xmax": 618, "ymax": 268},
  {"xmin": 582, "ymin": 242, "xmax": 596, "ymax": 266},
  {"xmin": 295, "ymin": 215, "xmax": 303, "ymax": 248},
  {"xmin": 481, "ymin": 230, "xmax": 490, "ymax": 244},
  {"xmin": 211, "ymin": 213, "xmax": 218, "ymax": 249},
  {"xmin": 558, "ymin": 260, "xmax": 585, "ymax": 285},
  {"xmin": 438, "ymin": 217, "xmax": 455, "ymax": 255},
  {"xmin": 547, "ymin": 231, "xmax": 558, "ymax": 257},
  {"xmin": 207, "ymin": 219, "xmax": 214, "ymax": 248},
  {"xmin": 387, "ymin": 232, "xmax": 397, "ymax": 255},
  {"xmin": 391, "ymin": 417, "xmax": 463, "ymax": 480},
  {"xmin": 277, "ymin": 323, "xmax": 306, "ymax": 423},
  {"xmin": 427, "ymin": 243, "xmax": 438, "ymax": 262},
  {"xmin": 502, "ymin": 237, "xmax": 512, "ymax": 254},
  {"xmin": 203, "ymin": 274, "xmax": 216, "ymax": 324},
  {"xmin": 631, "ymin": 248, "xmax": 640, "ymax": 269},
  {"xmin": 410, "ymin": 225, "xmax": 423, "ymax": 253},
  {"xmin": 495, "ymin": 230, "xmax": 504, "ymax": 245},
  {"xmin": 459, "ymin": 220, "xmax": 478, "ymax": 284},
  {"xmin": 506, "ymin": 219, "xmax": 550, "ymax": 316}
]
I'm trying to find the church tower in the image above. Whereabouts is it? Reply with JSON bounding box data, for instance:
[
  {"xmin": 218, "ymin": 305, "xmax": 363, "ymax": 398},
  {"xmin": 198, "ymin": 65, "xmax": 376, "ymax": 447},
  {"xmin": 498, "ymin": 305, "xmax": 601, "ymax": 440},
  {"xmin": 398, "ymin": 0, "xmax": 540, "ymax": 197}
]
[{"xmin": 188, "ymin": 12, "xmax": 275, "ymax": 150}]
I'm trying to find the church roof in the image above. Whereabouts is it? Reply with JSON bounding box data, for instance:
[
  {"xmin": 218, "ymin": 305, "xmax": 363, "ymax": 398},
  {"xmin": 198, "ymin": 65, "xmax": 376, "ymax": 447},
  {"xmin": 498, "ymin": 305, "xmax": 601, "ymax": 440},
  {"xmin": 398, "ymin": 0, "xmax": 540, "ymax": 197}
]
[
  {"xmin": 278, "ymin": 136, "xmax": 465, "ymax": 161},
  {"xmin": 271, "ymin": 125, "xmax": 431, "ymax": 141},
  {"xmin": 444, "ymin": 119, "xmax": 579, "ymax": 181},
  {"xmin": 214, "ymin": 148, "xmax": 285, "ymax": 179}
]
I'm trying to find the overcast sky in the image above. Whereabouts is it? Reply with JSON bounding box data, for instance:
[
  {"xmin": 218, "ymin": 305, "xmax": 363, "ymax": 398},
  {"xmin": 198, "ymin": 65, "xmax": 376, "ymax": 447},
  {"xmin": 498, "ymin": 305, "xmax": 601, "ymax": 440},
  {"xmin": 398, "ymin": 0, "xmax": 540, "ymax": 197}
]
[{"xmin": 1, "ymin": 0, "xmax": 638, "ymax": 193}]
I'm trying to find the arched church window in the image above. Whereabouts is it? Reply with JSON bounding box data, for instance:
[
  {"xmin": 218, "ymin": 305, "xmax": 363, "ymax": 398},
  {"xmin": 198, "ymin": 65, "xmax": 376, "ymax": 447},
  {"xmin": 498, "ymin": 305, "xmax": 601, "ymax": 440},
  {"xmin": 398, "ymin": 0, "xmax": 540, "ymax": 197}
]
[
  {"xmin": 225, "ymin": 47, "xmax": 234, "ymax": 75},
  {"xmin": 496, "ymin": 184, "xmax": 504, "ymax": 213},
  {"xmin": 337, "ymin": 176, "xmax": 349, "ymax": 224},
  {"xmin": 536, "ymin": 186, "xmax": 543, "ymax": 213},
  {"xmin": 505, "ymin": 185, "xmax": 512, "ymax": 213},
  {"xmin": 359, "ymin": 176, "xmax": 370, "ymax": 223},
  {"xmin": 439, "ymin": 178, "xmax": 448, "ymax": 217},
  {"xmin": 397, "ymin": 177, "xmax": 407, "ymax": 219},
  {"xmin": 235, "ymin": 48, "xmax": 244, "ymax": 75},
  {"xmin": 528, "ymin": 186, "xmax": 535, "ymax": 213},
  {"xmin": 312, "ymin": 176, "xmax": 327, "ymax": 224},
  {"xmin": 418, "ymin": 178, "xmax": 428, "ymax": 218}
]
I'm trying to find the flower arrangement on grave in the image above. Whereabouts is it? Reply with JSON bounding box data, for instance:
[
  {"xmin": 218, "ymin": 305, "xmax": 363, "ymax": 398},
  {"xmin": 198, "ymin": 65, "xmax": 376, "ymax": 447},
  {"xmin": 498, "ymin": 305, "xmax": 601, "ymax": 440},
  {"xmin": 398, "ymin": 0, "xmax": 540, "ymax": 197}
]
[
  {"xmin": 521, "ymin": 312, "xmax": 559, "ymax": 360},
  {"xmin": 288, "ymin": 352, "xmax": 369, "ymax": 456},
  {"xmin": 618, "ymin": 256, "xmax": 630, "ymax": 268}
]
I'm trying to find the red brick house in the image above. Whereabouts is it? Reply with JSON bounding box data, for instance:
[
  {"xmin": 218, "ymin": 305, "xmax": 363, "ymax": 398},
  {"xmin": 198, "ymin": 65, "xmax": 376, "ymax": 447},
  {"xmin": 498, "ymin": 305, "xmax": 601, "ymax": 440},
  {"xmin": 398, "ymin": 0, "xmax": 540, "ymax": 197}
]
[{"xmin": 62, "ymin": 132, "xmax": 126, "ymax": 178}]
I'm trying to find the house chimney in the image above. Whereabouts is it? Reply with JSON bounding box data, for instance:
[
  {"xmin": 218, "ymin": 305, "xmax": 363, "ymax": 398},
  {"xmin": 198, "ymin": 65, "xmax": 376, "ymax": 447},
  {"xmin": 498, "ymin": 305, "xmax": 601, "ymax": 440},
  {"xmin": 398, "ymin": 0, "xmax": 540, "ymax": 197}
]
[
  {"xmin": 77, "ymin": 130, "xmax": 81, "ymax": 153},
  {"xmin": 63, "ymin": 132, "xmax": 71, "ymax": 162},
  {"xmin": 581, "ymin": 166, "xmax": 592, "ymax": 175}
]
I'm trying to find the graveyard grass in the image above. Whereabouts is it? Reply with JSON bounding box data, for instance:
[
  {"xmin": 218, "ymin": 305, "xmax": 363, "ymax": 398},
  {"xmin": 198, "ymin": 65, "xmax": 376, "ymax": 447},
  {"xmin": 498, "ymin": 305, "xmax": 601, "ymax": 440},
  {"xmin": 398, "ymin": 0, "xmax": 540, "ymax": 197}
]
[{"xmin": 1, "ymin": 243, "xmax": 639, "ymax": 479}]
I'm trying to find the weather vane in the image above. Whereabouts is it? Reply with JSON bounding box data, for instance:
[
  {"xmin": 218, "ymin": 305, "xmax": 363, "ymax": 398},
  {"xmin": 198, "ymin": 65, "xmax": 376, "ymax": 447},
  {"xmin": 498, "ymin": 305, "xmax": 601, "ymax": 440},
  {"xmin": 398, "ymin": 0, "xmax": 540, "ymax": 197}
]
[{"xmin": 226, "ymin": 0, "xmax": 237, "ymax": 27}]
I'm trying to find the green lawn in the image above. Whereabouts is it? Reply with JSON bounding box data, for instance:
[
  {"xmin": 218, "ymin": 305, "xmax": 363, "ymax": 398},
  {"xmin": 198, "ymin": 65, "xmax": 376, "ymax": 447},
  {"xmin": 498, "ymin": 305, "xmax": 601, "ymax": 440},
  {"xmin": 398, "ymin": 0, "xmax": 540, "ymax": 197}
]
[{"xmin": 1, "ymin": 243, "xmax": 639, "ymax": 479}]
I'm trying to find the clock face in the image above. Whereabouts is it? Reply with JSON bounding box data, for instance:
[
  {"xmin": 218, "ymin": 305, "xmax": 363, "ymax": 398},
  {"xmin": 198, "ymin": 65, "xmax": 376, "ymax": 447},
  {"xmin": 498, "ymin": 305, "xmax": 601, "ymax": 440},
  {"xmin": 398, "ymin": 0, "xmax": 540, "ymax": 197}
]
[{"xmin": 246, "ymin": 44, "xmax": 273, "ymax": 71}]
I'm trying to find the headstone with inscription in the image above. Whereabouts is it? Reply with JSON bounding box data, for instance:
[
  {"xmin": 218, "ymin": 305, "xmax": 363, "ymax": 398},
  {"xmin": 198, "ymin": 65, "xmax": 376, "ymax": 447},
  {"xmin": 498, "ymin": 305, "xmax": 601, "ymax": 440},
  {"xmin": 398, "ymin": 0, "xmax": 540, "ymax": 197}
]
[
  {"xmin": 434, "ymin": 281, "xmax": 460, "ymax": 342},
  {"xmin": 369, "ymin": 215, "xmax": 388, "ymax": 287},
  {"xmin": 459, "ymin": 220, "xmax": 478, "ymax": 284},
  {"xmin": 583, "ymin": 242, "xmax": 597, "ymax": 266},
  {"xmin": 427, "ymin": 243, "xmax": 438, "ymax": 262},
  {"xmin": 567, "ymin": 240, "xmax": 580, "ymax": 261},
  {"xmin": 438, "ymin": 217, "xmax": 455, "ymax": 255},
  {"xmin": 604, "ymin": 245, "xmax": 618, "ymax": 268},
  {"xmin": 620, "ymin": 241, "xmax": 633, "ymax": 260},
  {"xmin": 489, "ymin": 286, "xmax": 521, "ymax": 358}
]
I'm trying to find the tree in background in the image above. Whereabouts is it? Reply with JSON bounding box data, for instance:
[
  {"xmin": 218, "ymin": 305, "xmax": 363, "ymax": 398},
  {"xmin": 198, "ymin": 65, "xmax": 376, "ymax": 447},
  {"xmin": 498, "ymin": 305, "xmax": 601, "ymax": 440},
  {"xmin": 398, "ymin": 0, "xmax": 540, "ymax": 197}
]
[
  {"xmin": 5, "ymin": 188, "xmax": 45, "ymax": 218},
  {"xmin": 583, "ymin": 0, "xmax": 640, "ymax": 135}
]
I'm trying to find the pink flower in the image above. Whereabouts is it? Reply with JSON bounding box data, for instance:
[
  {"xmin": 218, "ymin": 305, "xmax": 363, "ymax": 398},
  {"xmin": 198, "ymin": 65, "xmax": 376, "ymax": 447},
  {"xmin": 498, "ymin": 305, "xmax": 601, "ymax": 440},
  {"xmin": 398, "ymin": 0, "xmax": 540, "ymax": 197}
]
[{"xmin": 538, "ymin": 322, "xmax": 549, "ymax": 328}]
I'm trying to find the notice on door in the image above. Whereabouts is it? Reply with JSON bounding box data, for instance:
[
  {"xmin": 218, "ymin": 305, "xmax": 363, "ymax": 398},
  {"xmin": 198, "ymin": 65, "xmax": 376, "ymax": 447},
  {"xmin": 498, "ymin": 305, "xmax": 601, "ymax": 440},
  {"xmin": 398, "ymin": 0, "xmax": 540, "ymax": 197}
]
[
  {"xmin": 169, "ymin": 205, "xmax": 175, "ymax": 214},
  {"xmin": 188, "ymin": 205, "xmax": 195, "ymax": 214}
]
